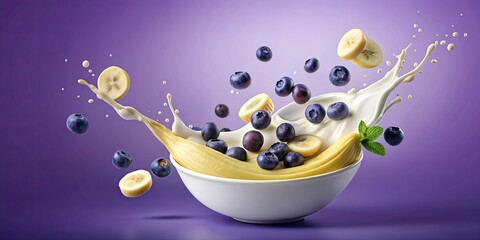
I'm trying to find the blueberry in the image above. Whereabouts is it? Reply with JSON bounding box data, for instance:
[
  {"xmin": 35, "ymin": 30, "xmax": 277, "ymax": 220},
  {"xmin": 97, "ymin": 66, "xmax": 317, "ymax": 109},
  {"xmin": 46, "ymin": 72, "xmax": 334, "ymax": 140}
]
[
  {"xmin": 305, "ymin": 104, "xmax": 326, "ymax": 124},
  {"xmin": 112, "ymin": 150, "xmax": 133, "ymax": 169},
  {"xmin": 251, "ymin": 110, "xmax": 271, "ymax": 130},
  {"xmin": 275, "ymin": 77, "xmax": 294, "ymax": 97},
  {"xmin": 230, "ymin": 71, "xmax": 251, "ymax": 89},
  {"xmin": 150, "ymin": 157, "xmax": 172, "ymax": 178},
  {"xmin": 327, "ymin": 102, "xmax": 349, "ymax": 120},
  {"xmin": 256, "ymin": 46, "xmax": 272, "ymax": 62},
  {"xmin": 384, "ymin": 126, "xmax": 404, "ymax": 146},
  {"xmin": 304, "ymin": 58, "xmax": 319, "ymax": 73},
  {"xmin": 256, "ymin": 152, "xmax": 279, "ymax": 170},
  {"xmin": 284, "ymin": 152, "xmax": 305, "ymax": 168},
  {"xmin": 268, "ymin": 142, "xmax": 289, "ymax": 161},
  {"xmin": 191, "ymin": 126, "xmax": 202, "ymax": 131},
  {"xmin": 276, "ymin": 123, "xmax": 295, "ymax": 142},
  {"xmin": 201, "ymin": 122, "xmax": 220, "ymax": 141},
  {"xmin": 329, "ymin": 66, "xmax": 351, "ymax": 86},
  {"xmin": 242, "ymin": 130, "xmax": 264, "ymax": 152},
  {"xmin": 226, "ymin": 147, "xmax": 247, "ymax": 161},
  {"xmin": 292, "ymin": 84, "xmax": 311, "ymax": 104},
  {"xmin": 66, "ymin": 113, "xmax": 89, "ymax": 134},
  {"xmin": 206, "ymin": 139, "xmax": 228, "ymax": 153},
  {"xmin": 215, "ymin": 104, "xmax": 229, "ymax": 118},
  {"xmin": 220, "ymin": 127, "xmax": 231, "ymax": 132}
]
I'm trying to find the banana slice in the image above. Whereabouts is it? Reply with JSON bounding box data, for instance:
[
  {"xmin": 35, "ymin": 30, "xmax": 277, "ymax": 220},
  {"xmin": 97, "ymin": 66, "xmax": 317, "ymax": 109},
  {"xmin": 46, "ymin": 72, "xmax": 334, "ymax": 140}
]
[
  {"xmin": 118, "ymin": 169, "xmax": 152, "ymax": 198},
  {"xmin": 351, "ymin": 38, "xmax": 383, "ymax": 69},
  {"xmin": 238, "ymin": 93, "xmax": 274, "ymax": 123},
  {"xmin": 287, "ymin": 135, "xmax": 322, "ymax": 158},
  {"xmin": 97, "ymin": 66, "xmax": 130, "ymax": 100},
  {"xmin": 337, "ymin": 29, "xmax": 367, "ymax": 60}
]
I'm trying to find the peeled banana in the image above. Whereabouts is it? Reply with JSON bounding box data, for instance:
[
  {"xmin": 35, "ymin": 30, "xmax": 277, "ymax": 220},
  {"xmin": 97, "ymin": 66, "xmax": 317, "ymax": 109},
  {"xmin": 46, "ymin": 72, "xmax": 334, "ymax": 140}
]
[{"xmin": 145, "ymin": 119, "xmax": 361, "ymax": 180}]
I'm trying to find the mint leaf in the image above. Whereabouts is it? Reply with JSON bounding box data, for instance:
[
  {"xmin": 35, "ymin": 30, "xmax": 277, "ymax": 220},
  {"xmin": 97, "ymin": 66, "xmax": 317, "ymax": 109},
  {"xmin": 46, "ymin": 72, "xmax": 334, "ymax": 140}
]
[
  {"xmin": 358, "ymin": 120, "xmax": 367, "ymax": 134},
  {"xmin": 365, "ymin": 126, "xmax": 383, "ymax": 141},
  {"xmin": 361, "ymin": 141, "xmax": 386, "ymax": 156}
]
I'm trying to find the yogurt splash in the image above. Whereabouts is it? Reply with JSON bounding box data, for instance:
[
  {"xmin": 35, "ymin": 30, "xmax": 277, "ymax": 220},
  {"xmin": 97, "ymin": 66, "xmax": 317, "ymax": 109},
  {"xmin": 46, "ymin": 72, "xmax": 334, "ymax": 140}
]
[{"xmin": 78, "ymin": 42, "xmax": 437, "ymax": 156}]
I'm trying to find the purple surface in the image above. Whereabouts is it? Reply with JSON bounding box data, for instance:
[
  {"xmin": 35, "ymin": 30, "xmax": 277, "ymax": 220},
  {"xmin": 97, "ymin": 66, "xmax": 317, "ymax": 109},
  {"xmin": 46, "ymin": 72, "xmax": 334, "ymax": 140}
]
[{"xmin": 1, "ymin": 0, "xmax": 479, "ymax": 239}]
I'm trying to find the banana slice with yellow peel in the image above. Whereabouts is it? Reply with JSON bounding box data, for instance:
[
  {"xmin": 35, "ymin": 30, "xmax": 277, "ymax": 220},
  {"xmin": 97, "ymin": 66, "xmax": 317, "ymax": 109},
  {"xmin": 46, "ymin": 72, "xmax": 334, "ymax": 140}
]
[
  {"xmin": 337, "ymin": 29, "xmax": 367, "ymax": 60},
  {"xmin": 238, "ymin": 93, "xmax": 274, "ymax": 123},
  {"xmin": 97, "ymin": 66, "xmax": 130, "ymax": 100},
  {"xmin": 118, "ymin": 169, "xmax": 152, "ymax": 198},
  {"xmin": 287, "ymin": 135, "xmax": 322, "ymax": 158},
  {"xmin": 351, "ymin": 38, "xmax": 383, "ymax": 69}
]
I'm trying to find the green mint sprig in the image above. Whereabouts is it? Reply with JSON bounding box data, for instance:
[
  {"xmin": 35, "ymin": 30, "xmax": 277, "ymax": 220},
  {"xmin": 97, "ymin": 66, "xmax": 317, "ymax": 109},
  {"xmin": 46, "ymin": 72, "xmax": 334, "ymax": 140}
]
[{"xmin": 358, "ymin": 120, "xmax": 386, "ymax": 156}]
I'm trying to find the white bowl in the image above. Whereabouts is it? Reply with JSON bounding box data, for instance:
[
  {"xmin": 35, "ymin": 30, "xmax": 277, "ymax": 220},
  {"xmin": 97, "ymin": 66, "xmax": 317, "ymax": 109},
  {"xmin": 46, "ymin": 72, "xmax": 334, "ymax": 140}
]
[{"xmin": 170, "ymin": 154, "xmax": 362, "ymax": 224}]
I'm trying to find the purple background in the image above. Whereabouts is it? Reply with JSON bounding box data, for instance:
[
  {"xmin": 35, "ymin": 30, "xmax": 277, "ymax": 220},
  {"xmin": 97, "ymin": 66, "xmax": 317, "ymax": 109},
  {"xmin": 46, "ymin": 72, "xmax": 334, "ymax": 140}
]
[{"xmin": 1, "ymin": 0, "xmax": 479, "ymax": 239}]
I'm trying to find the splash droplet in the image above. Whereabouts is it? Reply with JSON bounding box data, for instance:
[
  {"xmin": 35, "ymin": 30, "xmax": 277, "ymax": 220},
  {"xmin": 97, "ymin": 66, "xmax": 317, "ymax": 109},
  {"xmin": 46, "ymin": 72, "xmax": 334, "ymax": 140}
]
[
  {"xmin": 414, "ymin": 62, "xmax": 419, "ymax": 67},
  {"xmin": 106, "ymin": 114, "xmax": 109, "ymax": 118},
  {"xmin": 407, "ymin": 95, "xmax": 413, "ymax": 100},
  {"xmin": 188, "ymin": 124, "xmax": 193, "ymax": 128},
  {"xmin": 431, "ymin": 59, "xmax": 437, "ymax": 64},
  {"xmin": 64, "ymin": 59, "xmax": 68, "ymax": 62},
  {"xmin": 464, "ymin": 33, "xmax": 468, "ymax": 37},
  {"xmin": 377, "ymin": 69, "xmax": 382, "ymax": 74},
  {"xmin": 163, "ymin": 103, "xmax": 168, "ymax": 107},
  {"xmin": 386, "ymin": 60, "xmax": 391, "ymax": 66},
  {"xmin": 447, "ymin": 43, "xmax": 454, "ymax": 51},
  {"xmin": 412, "ymin": 35, "xmax": 416, "ymax": 38},
  {"xmin": 157, "ymin": 111, "xmax": 162, "ymax": 115},
  {"xmin": 175, "ymin": 109, "xmax": 180, "ymax": 114},
  {"xmin": 76, "ymin": 95, "xmax": 80, "ymax": 98},
  {"xmin": 293, "ymin": 71, "xmax": 297, "ymax": 75},
  {"xmin": 88, "ymin": 69, "xmax": 92, "ymax": 73},
  {"xmin": 417, "ymin": 28, "xmax": 423, "ymax": 33},
  {"xmin": 165, "ymin": 118, "xmax": 170, "ymax": 123},
  {"xmin": 162, "ymin": 81, "xmax": 167, "ymax": 85},
  {"xmin": 61, "ymin": 87, "xmax": 65, "ymax": 91},
  {"xmin": 91, "ymin": 73, "xmax": 95, "ymax": 77},
  {"xmin": 230, "ymin": 90, "xmax": 234, "ymax": 94},
  {"xmin": 82, "ymin": 60, "xmax": 90, "ymax": 68},
  {"xmin": 413, "ymin": 23, "xmax": 418, "ymax": 28},
  {"xmin": 440, "ymin": 40, "xmax": 446, "ymax": 45},
  {"xmin": 87, "ymin": 99, "xmax": 94, "ymax": 103},
  {"xmin": 451, "ymin": 24, "xmax": 455, "ymax": 28},
  {"xmin": 236, "ymin": 92, "xmax": 239, "ymax": 95},
  {"xmin": 363, "ymin": 83, "xmax": 367, "ymax": 87},
  {"xmin": 109, "ymin": 53, "xmax": 113, "ymax": 57},
  {"xmin": 452, "ymin": 32, "xmax": 458, "ymax": 37}
]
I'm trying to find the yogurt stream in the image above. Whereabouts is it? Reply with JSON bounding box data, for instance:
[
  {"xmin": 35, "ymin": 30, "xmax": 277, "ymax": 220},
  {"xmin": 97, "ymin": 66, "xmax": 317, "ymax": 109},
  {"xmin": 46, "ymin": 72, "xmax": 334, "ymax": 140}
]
[{"xmin": 78, "ymin": 42, "xmax": 436, "ymax": 162}]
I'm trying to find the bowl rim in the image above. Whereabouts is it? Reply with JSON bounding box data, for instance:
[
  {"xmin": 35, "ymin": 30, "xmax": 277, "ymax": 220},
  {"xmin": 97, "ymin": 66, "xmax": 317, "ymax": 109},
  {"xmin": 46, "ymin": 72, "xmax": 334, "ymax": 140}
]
[{"xmin": 169, "ymin": 152, "xmax": 363, "ymax": 184}]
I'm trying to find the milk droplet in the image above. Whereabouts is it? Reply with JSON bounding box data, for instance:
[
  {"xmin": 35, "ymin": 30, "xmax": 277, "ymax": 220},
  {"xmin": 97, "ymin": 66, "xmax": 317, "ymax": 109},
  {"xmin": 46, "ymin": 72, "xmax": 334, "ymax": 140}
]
[
  {"xmin": 452, "ymin": 32, "xmax": 458, "ymax": 37},
  {"xmin": 445, "ymin": 34, "xmax": 449, "ymax": 37},
  {"xmin": 407, "ymin": 95, "xmax": 413, "ymax": 100},
  {"xmin": 418, "ymin": 28, "xmax": 423, "ymax": 33},
  {"xmin": 91, "ymin": 74, "xmax": 95, "ymax": 77},
  {"xmin": 88, "ymin": 69, "xmax": 92, "ymax": 73},
  {"xmin": 412, "ymin": 35, "xmax": 416, "ymax": 38},
  {"xmin": 363, "ymin": 74, "xmax": 367, "ymax": 78},
  {"xmin": 188, "ymin": 124, "xmax": 193, "ymax": 128},
  {"xmin": 460, "ymin": 13, "xmax": 463, "ymax": 16},
  {"xmin": 64, "ymin": 59, "xmax": 68, "ymax": 62},
  {"xmin": 436, "ymin": 34, "xmax": 439, "ymax": 37},
  {"xmin": 157, "ymin": 111, "xmax": 162, "ymax": 115},
  {"xmin": 413, "ymin": 23, "xmax": 418, "ymax": 28},
  {"xmin": 106, "ymin": 114, "xmax": 109, "ymax": 118},
  {"xmin": 236, "ymin": 92, "xmax": 239, "ymax": 95},
  {"xmin": 363, "ymin": 83, "xmax": 368, "ymax": 87},
  {"xmin": 82, "ymin": 60, "xmax": 90, "ymax": 68},
  {"xmin": 447, "ymin": 43, "xmax": 454, "ymax": 51},
  {"xmin": 87, "ymin": 99, "xmax": 94, "ymax": 103},
  {"xmin": 414, "ymin": 62, "xmax": 418, "ymax": 67},
  {"xmin": 230, "ymin": 90, "xmax": 234, "ymax": 94},
  {"xmin": 440, "ymin": 40, "xmax": 446, "ymax": 45},
  {"xmin": 417, "ymin": 10, "xmax": 420, "ymax": 13},
  {"xmin": 148, "ymin": 110, "xmax": 151, "ymax": 113},
  {"xmin": 386, "ymin": 60, "xmax": 391, "ymax": 66},
  {"xmin": 76, "ymin": 95, "xmax": 80, "ymax": 98},
  {"xmin": 162, "ymin": 81, "xmax": 167, "ymax": 85},
  {"xmin": 431, "ymin": 59, "xmax": 437, "ymax": 64},
  {"xmin": 435, "ymin": 41, "xmax": 439, "ymax": 45},
  {"xmin": 451, "ymin": 25, "xmax": 455, "ymax": 28},
  {"xmin": 165, "ymin": 118, "xmax": 170, "ymax": 123},
  {"xmin": 464, "ymin": 33, "xmax": 468, "ymax": 37},
  {"xmin": 61, "ymin": 87, "xmax": 65, "ymax": 91},
  {"xmin": 293, "ymin": 71, "xmax": 297, "ymax": 75},
  {"xmin": 377, "ymin": 69, "xmax": 382, "ymax": 74},
  {"xmin": 175, "ymin": 109, "xmax": 180, "ymax": 114},
  {"xmin": 109, "ymin": 53, "xmax": 113, "ymax": 57},
  {"xmin": 414, "ymin": 49, "xmax": 417, "ymax": 52},
  {"xmin": 163, "ymin": 103, "xmax": 168, "ymax": 107}
]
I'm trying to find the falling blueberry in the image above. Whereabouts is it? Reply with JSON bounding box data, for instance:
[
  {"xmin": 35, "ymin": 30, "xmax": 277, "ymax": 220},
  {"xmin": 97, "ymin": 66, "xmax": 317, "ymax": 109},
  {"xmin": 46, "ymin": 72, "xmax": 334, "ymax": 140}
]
[
  {"xmin": 327, "ymin": 102, "xmax": 349, "ymax": 120},
  {"xmin": 112, "ymin": 150, "xmax": 133, "ymax": 169},
  {"xmin": 150, "ymin": 157, "xmax": 172, "ymax": 178},
  {"xmin": 384, "ymin": 126, "xmax": 404, "ymax": 146},
  {"xmin": 276, "ymin": 123, "xmax": 296, "ymax": 142},
  {"xmin": 256, "ymin": 46, "xmax": 272, "ymax": 62},
  {"xmin": 66, "ymin": 113, "xmax": 89, "ymax": 134},
  {"xmin": 230, "ymin": 71, "xmax": 251, "ymax": 89},
  {"xmin": 201, "ymin": 122, "xmax": 220, "ymax": 141},
  {"xmin": 292, "ymin": 84, "xmax": 311, "ymax": 104},
  {"xmin": 329, "ymin": 66, "xmax": 351, "ymax": 86},
  {"xmin": 215, "ymin": 104, "xmax": 229, "ymax": 118},
  {"xmin": 305, "ymin": 104, "xmax": 326, "ymax": 124},
  {"xmin": 250, "ymin": 110, "xmax": 272, "ymax": 130},
  {"xmin": 304, "ymin": 58, "xmax": 319, "ymax": 73},
  {"xmin": 275, "ymin": 77, "xmax": 295, "ymax": 97}
]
